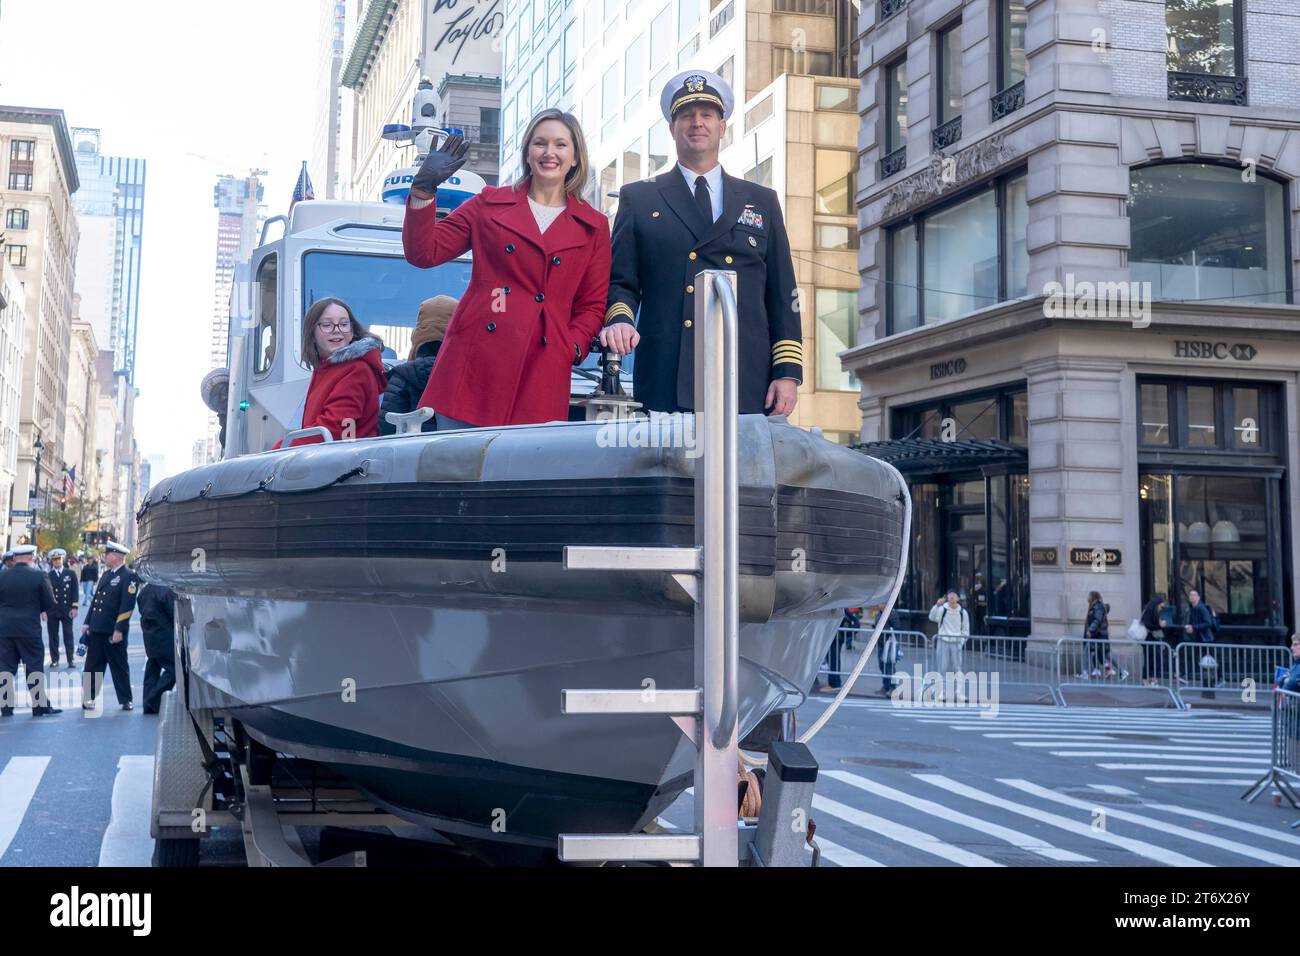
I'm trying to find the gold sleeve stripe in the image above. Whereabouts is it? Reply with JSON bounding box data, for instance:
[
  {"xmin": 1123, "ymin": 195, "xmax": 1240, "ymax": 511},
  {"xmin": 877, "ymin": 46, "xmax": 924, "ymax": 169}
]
[
  {"xmin": 772, "ymin": 357, "xmax": 803, "ymax": 367},
  {"xmin": 771, "ymin": 339, "xmax": 801, "ymax": 352},
  {"xmin": 604, "ymin": 303, "xmax": 635, "ymax": 324},
  {"xmin": 772, "ymin": 348, "xmax": 803, "ymax": 361},
  {"xmin": 116, "ymin": 611, "xmax": 132, "ymax": 622}
]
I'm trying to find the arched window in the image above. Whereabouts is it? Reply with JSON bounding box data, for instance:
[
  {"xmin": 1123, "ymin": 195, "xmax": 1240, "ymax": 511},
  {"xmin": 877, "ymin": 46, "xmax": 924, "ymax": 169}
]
[{"xmin": 1128, "ymin": 162, "xmax": 1290, "ymax": 305}]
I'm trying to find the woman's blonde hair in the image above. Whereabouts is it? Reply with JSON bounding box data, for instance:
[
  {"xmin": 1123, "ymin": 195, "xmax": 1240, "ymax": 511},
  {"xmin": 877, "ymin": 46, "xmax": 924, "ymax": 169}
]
[
  {"xmin": 300, "ymin": 297, "xmax": 368, "ymax": 370},
  {"xmin": 513, "ymin": 108, "xmax": 590, "ymax": 198}
]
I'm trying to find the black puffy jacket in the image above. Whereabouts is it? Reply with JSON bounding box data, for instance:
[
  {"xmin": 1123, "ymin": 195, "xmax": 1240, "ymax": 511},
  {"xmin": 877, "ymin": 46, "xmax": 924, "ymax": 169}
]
[
  {"xmin": 378, "ymin": 355, "xmax": 437, "ymax": 435},
  {"xmin": 1084, "ymin": 600, "xmax": 1109, "ymax": 640}
]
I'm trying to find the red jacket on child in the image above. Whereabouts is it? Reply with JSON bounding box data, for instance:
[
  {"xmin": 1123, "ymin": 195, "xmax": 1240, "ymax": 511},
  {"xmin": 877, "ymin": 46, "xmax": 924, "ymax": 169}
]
[{"xmin": 275, "ymin": 336, "xmax": 387, "ymax": 448}]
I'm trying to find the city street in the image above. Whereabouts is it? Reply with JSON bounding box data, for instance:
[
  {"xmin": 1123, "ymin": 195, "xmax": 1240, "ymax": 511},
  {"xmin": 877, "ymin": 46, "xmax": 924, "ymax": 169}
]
[{"xmin": 2, "ymin": 624, "xmax": 1295, "ymax": 867}]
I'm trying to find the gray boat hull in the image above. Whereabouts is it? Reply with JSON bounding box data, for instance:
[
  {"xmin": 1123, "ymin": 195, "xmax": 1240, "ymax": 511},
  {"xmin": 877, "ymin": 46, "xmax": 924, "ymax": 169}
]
[{"xmin": 139, "ymin": 416, "xmax": 905, "ymax": 848}]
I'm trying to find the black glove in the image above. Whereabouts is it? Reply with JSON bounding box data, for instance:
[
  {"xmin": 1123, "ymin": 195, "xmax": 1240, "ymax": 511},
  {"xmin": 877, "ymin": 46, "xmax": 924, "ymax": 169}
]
[{"xmin": 411, "ymin": 133, "xmax": 470, "ymax": 197}]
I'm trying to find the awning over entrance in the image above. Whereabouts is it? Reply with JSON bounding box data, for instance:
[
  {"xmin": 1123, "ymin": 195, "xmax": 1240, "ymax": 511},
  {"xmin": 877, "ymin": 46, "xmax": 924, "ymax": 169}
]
[{"xmin": 853, "ymin": 438, "xmax": 1028, "ymax": 476}]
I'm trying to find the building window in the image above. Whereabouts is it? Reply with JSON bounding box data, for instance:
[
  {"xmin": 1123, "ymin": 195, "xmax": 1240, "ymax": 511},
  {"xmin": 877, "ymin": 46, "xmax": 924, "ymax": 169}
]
[
  {"xmin": 564, "ymin": 21, "xmax": 578, "ymax": 72},
  {"xmin": 1166, "ymin": 0, "xmax": 1244, "ymax": 100},
  {"xmin": 7, "ymin": 173, "xmax": 32, "ymax": 191},
  {"xmin": 624, "ymin": 138, "xmax": 642, "ymax": 183},
  {"xmin": 5, "ymin": 209, "xmax": 28, "ymax": 230},
  {"xmin": 814, "ymin": 288, "xmax": 858, "ymax": 391},
  {"xmin": 884, "ymin": 57, "xmax": 907, "ymax": 155},
  {"xmin": 815, "ymin": 223, "xmax": 858, "ymax": 250},
  {"xmin": 931, "ymin": 23, "xmax": 963, "ymax": 150},
  {"xmin": 548, "ymin": 40, "xmax": 563, "ymax": 92},
  {"xmin": 9, "ymin": 140, "xmax": 34, "ymax": 162},
  {"xmin": 815, "ymin": 84, "xmax": 854, "ymax": 111},
  {"xmin": 602, "ymin": 63, "xmax": 619, "ymax": 119},
  {"xmin": 650, "ymin": 4, "xmax": 672, "ymax": 65},
  {"xmin": 814, "ymin": 148, "xmax": 855, "ymax": 215},
  {"xmin": 744, "ymin": 156, "xmax": 773, "ymax": 188},
  {"xmin": 625, "ymin": 32, "xmax": 645, "ymax": 117},
  {"xmin": 678, "ymin": 0, "xmax": 699, "ymax": 40},
  {"xmin": 600, "ymin": 159, "xmax": 617, "ymax": 215},
  {"xmin": 717, "ymin": 56, "xmax": 734, "ymax": 91},
  {"xmin": 648, "ymin": 122, "xmax": 671, "ymax": 174},
  {"xmin": 5, "ymin": 245, "xmax": 26, "ymax": 267},
  {"xmin": 1137, "ymin": 378, "xmax": 1275, "ymax": 453},
  {"xmin": 887, "ymin": 172, "xmax": 1028, "ymax": 334},
  {"xmin": 773, "ymin": 46, "xmax": 836, "ymax": 76},
  {"xmin": 506, "ymin": 26, "xmax": 519, "ymax": 77},
  {"xmin": 480, "ymin": 108, "xmax": 501, "ymax": 145},
  {"xmin": 709, "ymin": 0, "xmax": 734, "ymax": 37},
  {"xmin": 744, "ymin": 92, "xmax": 773, "ymax": 132},
  {"xmin": 992, "ymin": 0, "xmax": 1027, "ymax": 120},
  {"xmin": 773, "ymin": 0, "xmax": 834, "ymax": 13},
  {"xmin": 679, "ymin": 35, "xmax": 700, "ymax": 65},
  {"xmin": 1128, "ymin": 162, "xmax": 1289, "ymax": 305},
  {"xmin": 1140, "ymin": 382, "xmax": 1170, "ymax": 446}
]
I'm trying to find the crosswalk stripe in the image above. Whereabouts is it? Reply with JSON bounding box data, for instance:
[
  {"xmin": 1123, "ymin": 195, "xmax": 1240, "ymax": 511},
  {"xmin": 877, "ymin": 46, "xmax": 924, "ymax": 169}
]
[
  {"xmin": 813, "ymin": 838, "xmax": 885, "ymax": 868},
  {"xmin": 97, "ymin": 755, "xmax": 156, "ymax": 867},
  {"xmin": 1014, "ymin": 742, "xmax": 1268, "ymax": 754},
  {"xmin": 811, "ymin": 794, "xmax": 1002, "ymax": 867},
  {"xmin": 824, "ymin": 769, "xmax": 1093, "ymax": 863},
  {"xmin": 915, "ymin": 773, "xmax": 1208, "ymax": 867},
  {"xmin": 1088, "ymin": 784, "xmax": 1137, "ymax": 795},
  {"xmin": 0, "ymin": 756, "xmax": 49, "ymax": 861},
  {"xmin": 1143, "ymin": 777, "xmax": 1258, "ymax": 786},
  {"xmin": 1142, "ymin": 802, "xmax": 1300, "ymax": 847},
  {"xmin": 1097, "ymin": 763, "xmax": 1269, "ymax": 773},
  {"xmin": 1047, "ymin": 752, "xmax": 1268, "ymax": 764},
  {"xmin": 999, "ymin": 779, "xmax": 1300, "ymax": 867}
]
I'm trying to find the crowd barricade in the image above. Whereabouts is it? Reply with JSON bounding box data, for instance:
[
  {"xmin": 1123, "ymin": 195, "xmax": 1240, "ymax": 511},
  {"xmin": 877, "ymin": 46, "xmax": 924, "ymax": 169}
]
[
  {"xmin": 957, "ymin": 635, "xmax": 1058, "ymax": 704},
  {"xmin": 815, "ymin": 627, "xmax": 1287, "ymax": 711},
  {"xmin": 820, "ymin": 628, "xmax": 929, "ymax": 694},
  {"xmin": 1053, "ymin": 638, "xmax": 1182, "ymax": 708},
  {"xmin": 1173, "ymin": 641, "xmax": 1290, "ymax": 707},
  {"xmin": 1242, "ymin": 688, "xmax": 1300, "ymax": 824}
]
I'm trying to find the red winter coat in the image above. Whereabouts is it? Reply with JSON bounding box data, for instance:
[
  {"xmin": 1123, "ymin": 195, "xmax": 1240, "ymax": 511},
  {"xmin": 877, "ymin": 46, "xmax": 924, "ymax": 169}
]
[
  {"xmin": 274, "ymin": 337, "xmax": 387, "ymax": 448},
  {"xmin": 403, "ymin": 183, "xmax": 611, "ymax": 426}
]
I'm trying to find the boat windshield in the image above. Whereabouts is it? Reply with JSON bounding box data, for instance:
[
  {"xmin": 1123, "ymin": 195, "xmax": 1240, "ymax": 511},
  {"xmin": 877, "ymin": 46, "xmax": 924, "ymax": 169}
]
[{"xmin": 302, "ymin": 251, "xmax": 474, "ymax": 361}]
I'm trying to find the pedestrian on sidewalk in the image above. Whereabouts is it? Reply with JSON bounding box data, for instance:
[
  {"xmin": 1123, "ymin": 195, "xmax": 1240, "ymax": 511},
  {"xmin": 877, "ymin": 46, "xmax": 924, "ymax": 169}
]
[
  {"xmin": 1082, "ymin": 591, "xmax": 1126, "ymax": 680},
  {"xmin": 1184, "ymin": 589, "xmax": 1218, "ymax": 699},
  {"xmin": 0, "ymin": 544, "xmax": 60, "ymax": 717},
  {"xmin": 929, "ymin": 591, "xmax": 969, "ymax": 693},
  {"xmin": 1138, "ymin": 593, "xmax": 1165, "ymax": 685},
  {"xmin": 79, "ymin": 556, "xmax": 99, "ymax": 607},
  {"xmin": 81, "ymin": 541, "xmax": 138, "ymax": 712}
]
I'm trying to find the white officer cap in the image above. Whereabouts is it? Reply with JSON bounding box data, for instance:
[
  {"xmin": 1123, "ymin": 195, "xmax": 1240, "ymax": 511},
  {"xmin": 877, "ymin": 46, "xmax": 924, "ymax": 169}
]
[
  {"xmin": 660, "ymin": 69, "xmax": 734, "ymax": 123},
  {"xmin": 104, "ymin": 540, "xmax": 130, "ymax": 555},
  {"xmin": 12, "ymin": 544, "xmax": 36, "ymax": 556},
  {"xmin": 49, "ymin": 548, "xmax": 66, "ymax": 558},
  {"xmin": 1, "ymin": 551, "xmax": 12, "ymax": 560}
]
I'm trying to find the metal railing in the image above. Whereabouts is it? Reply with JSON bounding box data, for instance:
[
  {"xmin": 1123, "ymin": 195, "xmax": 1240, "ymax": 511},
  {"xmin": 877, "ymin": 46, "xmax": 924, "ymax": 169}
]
[
  {"xmin": 818, "ymin": 632, "xmax": 1292, "ymax": 710},
  {"xmin": 1242, "ymin": 688, "xmax": 1300, "ymax": 826},
  {"xmin": 1174, "ymin": 641, "xmax": 1290, "ymax": 707}
]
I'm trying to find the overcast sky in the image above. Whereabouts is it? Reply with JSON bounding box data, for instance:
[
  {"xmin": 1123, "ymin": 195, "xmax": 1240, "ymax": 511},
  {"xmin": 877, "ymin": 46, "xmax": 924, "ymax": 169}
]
[{"xmin": 0, "ymin": 0, "xmax": 320, "ymax": 480}]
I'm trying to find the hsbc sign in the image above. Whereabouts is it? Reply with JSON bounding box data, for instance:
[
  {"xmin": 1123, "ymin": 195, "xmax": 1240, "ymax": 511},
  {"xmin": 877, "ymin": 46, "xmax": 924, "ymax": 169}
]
[{"xmin": 1174, "ymin": 340, "xmax": 1257, "ymax": 362}]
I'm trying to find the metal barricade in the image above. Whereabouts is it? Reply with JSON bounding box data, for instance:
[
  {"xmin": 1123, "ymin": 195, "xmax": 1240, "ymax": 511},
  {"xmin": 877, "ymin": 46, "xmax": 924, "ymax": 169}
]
[
  {"xmin": 959, "ymin": 635, "xmax": 1058, "ymax": 705},
  {"xmin": 820, "ymin": 628, "xmax": 929, "ymax": 695},
  {"xmin": 1054, "ymin": 638, "xmax": 1182, "ymax": 708},
  {"xmin": 1242, "ymin": 688, "xmax": 1300, "ymax": 825},
  {"xmin": 1173, "ymin": 642, "xmax": 1290, "ymax": 707}
]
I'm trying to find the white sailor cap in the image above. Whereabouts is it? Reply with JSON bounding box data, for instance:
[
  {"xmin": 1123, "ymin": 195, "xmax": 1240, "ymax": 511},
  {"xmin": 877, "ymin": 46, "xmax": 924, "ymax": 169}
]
[
  {"xmin": 104, "ymin": 540, "xmax": 130, "ymax": 555},
  {"xmin": 12, "ymin": 544, "xmax": 36, "ymax": 556},
  {"xmin": 49, "ymin": 548, "xmax": 66, "ymax": 558},
  {"xmin": 1, "ymin": 550, "xmax": 14, "ymax": 560},
  {"xmin": 660, "ymin": 69, "xmax": 733, "ymax": 123}
]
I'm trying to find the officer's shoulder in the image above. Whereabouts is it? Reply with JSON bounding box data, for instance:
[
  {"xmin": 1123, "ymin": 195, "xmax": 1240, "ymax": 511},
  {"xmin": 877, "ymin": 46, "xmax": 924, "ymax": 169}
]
[{"xmin": 618, "ymin": 178, "xmax": 656, "ymax": 203}]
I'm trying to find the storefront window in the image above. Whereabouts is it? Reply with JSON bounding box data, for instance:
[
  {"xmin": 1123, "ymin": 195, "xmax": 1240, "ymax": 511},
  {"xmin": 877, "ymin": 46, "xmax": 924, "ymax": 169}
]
[
  {"xmin": 1186, "ymin": 384, "xmax": 1216, "ymax": 447},
  {"xmin": 1140, "ymin": 383, "xmax": 1170, "ymax": 445},
  {"xmin": 950, "ymin": 398, "xmax": 999, "ymax": 441},
  {"xmin": 1009, "ymin": 392, "xmax": 1027, "ymax": 446},
  {"xmin": 1129, "ymin": 163, "xmax": 1289, "ymax": 305},
  {"xmin": 1232, "ymin": 387, "xmax": 1260, "ymax": 449},
  {"xmin": 1175, "ymin": 474, "xmax": 1271, "ymax": 624},
  {"xmin": 904, "ymin": 483, "xmax": 942, "ymax": 616},
  {"xmin": 890, "ymin": 224, "xmax": 919, "ymax": 333}
]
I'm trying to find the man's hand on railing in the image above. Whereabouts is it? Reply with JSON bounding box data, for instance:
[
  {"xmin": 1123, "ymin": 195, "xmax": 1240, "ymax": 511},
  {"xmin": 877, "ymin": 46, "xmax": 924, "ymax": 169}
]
[{"xmin": 598, "ymin": 322, "xmax": 639, "ymax": 355}]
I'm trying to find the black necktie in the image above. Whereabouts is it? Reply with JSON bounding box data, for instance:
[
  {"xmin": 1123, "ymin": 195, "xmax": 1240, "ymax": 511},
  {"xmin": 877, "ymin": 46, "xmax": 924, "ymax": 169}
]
[{"xmin": 693, "ymin": 175, "xmax": 712, "ymax": 224}]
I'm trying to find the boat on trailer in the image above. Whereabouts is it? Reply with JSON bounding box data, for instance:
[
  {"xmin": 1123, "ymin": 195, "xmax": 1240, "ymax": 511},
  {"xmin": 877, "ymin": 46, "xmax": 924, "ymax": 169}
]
[{"xmin": 144, "ymin": 112, "xmax": 907, "ymax": 865}]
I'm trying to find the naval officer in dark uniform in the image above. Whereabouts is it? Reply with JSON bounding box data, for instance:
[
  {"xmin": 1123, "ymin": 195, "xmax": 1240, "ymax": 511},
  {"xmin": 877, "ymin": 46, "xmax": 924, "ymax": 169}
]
[
  {"xmin": 599, "ymin": 70, "xmax": 802, "ymax": 415},
  {"xmin": 0, "ymin": 544, "xmax": 60, "ymax": 717},
  {"xmin": 46, "ymin": 548, "xmax": 79, "ymax": 666},
  {"xmin": 81, "ymin": 540, "xmax": 138, "ymax": 711},
  {"xmin": 136, "ymin": 580, "xmax": 176, "ymax": 714}
]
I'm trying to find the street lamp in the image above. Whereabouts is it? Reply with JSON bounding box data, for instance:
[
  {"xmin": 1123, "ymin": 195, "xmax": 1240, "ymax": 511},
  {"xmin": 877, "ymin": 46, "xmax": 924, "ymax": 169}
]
[{"xmin": 31, "ymin": 432, "xmax": 43, "ymax": 544}]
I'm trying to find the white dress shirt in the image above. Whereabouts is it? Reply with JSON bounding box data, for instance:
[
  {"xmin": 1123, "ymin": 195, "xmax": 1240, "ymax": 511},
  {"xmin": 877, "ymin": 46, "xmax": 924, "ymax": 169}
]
[{"xmin": 678, "ymin": 162, "xmax": 723, "ymax": 222}]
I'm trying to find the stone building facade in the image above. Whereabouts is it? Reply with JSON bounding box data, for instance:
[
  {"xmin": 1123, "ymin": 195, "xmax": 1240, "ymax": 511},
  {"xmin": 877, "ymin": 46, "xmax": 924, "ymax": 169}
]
[{"xmin": 847, "ymin": 0, "xmax": 1300, "ymax": 645}]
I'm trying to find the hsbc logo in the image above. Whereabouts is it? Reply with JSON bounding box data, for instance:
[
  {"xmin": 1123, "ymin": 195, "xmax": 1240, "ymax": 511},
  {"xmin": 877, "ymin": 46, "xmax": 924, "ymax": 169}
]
[{"xmin": 1173, "ymin": 340, "xmax": 1257, "ymax": 362}]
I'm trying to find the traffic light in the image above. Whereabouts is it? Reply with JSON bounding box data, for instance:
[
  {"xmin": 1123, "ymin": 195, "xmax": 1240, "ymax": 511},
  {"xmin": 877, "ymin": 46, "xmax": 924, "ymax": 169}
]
[{"xmin": 59, "ymin": 494, "xmax": 67, "ymax": 510}]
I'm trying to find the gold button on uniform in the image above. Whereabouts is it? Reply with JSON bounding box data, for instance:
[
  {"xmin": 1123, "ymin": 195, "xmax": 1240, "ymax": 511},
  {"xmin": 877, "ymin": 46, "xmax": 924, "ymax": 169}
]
[
  {"xmin": 724, "ymin": 256, "xmax": 733, "ymax": 264},
  {"xmin": 686, "ymin": 284, "xmax": 694, "ymax": 293},
  {"xmin": 688, "ymin": 251, "xmax": 697, "ymax": 260},
  {"xmin": 684, "ymin": 319, "xmax": 693, "ymax": 328}
]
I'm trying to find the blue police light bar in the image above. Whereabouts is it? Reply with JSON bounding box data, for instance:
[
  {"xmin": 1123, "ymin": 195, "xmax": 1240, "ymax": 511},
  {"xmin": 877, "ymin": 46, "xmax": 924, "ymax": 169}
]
[{"xmin": 382, "ymin": 123, "xmax": 412, "ymax": 141}]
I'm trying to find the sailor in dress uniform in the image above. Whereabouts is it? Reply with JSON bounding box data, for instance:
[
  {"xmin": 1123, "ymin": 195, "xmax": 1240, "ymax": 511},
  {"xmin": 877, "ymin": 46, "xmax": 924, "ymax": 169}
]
[
  {"xmin": 599, "ymin": 69, "xmax": 803, "ymax": 416},
  {"xmin": 46, "ymin": 548, "xmax": 79, "ymax": 666},
  {"xmin": 81, "ymin": 541, "xmax": 138, "ymax": 711},
  {"xmin": 0, "ymin": 544, "xmax": 59, "ymax": 717}
]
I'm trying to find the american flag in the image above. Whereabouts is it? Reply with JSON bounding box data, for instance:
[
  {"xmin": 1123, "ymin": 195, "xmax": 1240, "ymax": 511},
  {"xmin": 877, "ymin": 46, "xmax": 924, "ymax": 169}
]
[{"xmin": 290, "ymin": 161, "xmax": 314, "ymax": 211}]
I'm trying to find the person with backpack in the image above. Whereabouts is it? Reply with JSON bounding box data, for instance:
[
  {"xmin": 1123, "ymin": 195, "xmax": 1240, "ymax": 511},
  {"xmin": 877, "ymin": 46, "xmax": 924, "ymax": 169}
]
[
  {"xmin": 929, "ymin": 591, "xmax": 969, "ymax": 692},
  {"xmin": 1184, "ymin": 589, "xmax": 1218, "ymax": 697}
]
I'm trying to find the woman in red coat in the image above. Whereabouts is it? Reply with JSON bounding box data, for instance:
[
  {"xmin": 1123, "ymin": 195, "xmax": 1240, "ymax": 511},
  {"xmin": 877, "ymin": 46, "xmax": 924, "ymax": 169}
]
[
  {"xmin": 403, "ymin": 108, "xmax": 611, "ymax": 428},
  {"xmin": 275, "ymin": 297, "xmax": 387, "ymax": 448}
]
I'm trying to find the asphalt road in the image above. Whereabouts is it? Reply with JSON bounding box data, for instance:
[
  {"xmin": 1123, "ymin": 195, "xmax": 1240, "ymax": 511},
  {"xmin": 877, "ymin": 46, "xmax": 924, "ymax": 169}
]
[{"xmin": 1, "ymin": 629, "xmax": 1296, "ymax": 867}]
